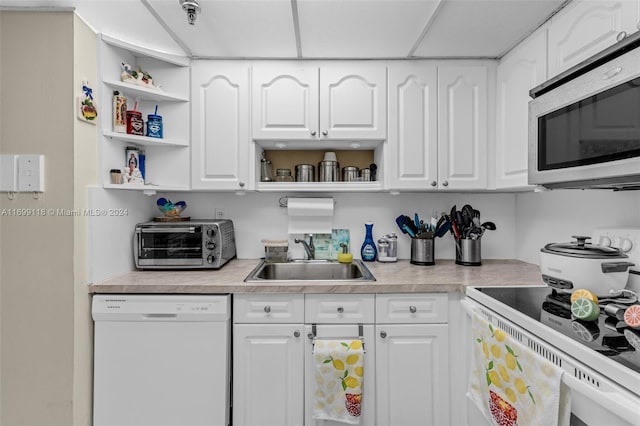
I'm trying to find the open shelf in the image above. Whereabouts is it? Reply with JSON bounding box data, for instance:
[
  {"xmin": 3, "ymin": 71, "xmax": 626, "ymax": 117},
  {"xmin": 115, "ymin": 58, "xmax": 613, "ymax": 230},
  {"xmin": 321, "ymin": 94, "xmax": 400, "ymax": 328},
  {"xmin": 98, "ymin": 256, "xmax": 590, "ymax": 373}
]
[
  {"xmin": 103, "ymin": 131, "xmax": 188, "ymax": 148},
  {"xmin": 103, "ymin": 79, "xmax": 188, "ymax": 102}
]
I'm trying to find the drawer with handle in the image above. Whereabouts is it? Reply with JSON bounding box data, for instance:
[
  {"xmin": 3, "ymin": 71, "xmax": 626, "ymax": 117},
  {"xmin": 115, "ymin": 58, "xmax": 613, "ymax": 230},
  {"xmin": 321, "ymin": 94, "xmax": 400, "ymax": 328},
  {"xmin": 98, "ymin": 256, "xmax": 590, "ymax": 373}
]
[
  {"xmin": 233, "ymin": 294, "xmax": 304, "ymax": 323},
  {"xmin": 376, "ymin": 293, "xmax": 448, "ymax": 323},
  {"xmin": 305, "ymin": 294, "xmax": 375, "ymax": 323}
]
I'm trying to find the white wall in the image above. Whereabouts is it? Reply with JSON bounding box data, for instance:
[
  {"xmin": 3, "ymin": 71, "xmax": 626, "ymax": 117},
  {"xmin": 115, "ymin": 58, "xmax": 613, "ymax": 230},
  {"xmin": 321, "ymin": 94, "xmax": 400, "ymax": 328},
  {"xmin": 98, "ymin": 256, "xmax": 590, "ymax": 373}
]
[
  {"xmin": 515, "ymin": 189, "xmax": 640, "ymax": 265},
  {"xmin": 90, "ymin": 190, "xmax": 518, "ymax": 281}
]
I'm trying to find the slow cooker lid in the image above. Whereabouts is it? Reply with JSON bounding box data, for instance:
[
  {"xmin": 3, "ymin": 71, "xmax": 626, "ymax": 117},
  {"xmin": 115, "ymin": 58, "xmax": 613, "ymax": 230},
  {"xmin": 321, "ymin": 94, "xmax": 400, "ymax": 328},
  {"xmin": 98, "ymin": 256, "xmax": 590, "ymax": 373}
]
[{"xmin": 542, "ymin": 235, "xmax": 627, "ymax": 259}]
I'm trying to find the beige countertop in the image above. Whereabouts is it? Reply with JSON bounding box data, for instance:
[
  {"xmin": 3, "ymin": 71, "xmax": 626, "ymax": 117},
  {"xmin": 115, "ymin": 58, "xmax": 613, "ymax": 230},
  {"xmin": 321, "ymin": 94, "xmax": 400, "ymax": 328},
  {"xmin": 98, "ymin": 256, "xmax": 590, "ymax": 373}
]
[{"xmin": 88, "ymin": 259, "xmax": 544, "ymax": 294}]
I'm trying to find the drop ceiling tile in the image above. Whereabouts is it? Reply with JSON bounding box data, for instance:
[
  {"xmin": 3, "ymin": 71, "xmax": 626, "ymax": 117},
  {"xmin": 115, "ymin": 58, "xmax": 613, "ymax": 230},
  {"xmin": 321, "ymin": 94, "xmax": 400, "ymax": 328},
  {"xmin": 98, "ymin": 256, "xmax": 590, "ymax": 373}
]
[
  {"xmin": 413, "ymin": 0, "xmax": 565, "ymax": 58},
  {"xmin": 148, "ymin": 0, "xmax": 298, "ymax": 58},
  {"xmin": 297, "ymin": 0, "xmax": 442, "ymax": 58}
]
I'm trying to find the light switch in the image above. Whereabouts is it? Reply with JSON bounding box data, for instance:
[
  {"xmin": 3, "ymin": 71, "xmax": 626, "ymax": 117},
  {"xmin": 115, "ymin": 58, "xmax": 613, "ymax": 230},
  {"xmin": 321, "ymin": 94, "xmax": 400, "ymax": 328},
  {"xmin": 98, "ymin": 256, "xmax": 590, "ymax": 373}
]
[
  {"xmin": 0, "ymin": 155, "xmax": 18, "ymax": 191},
  {"xmin": 17, "ymin": 155, "xmax": 45, "ymax": 192}
]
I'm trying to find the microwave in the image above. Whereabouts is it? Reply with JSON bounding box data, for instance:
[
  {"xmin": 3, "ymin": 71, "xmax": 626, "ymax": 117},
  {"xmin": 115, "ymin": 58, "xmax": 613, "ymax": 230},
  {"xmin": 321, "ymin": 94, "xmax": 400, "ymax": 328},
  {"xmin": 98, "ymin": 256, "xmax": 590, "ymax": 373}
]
[
  {"xmin": 529, "ymin": 31, "xmax": 640, "ymax": 190},
  {"xmin": 134, "ymin": 219, "xmax": 236, "ymax": 269}
]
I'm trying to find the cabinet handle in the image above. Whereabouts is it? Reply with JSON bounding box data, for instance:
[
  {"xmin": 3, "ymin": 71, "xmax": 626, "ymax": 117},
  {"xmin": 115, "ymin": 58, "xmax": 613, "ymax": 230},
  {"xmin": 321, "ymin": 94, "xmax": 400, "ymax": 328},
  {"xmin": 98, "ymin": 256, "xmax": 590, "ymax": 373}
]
[
  {"xmin": 337, "ymin": 306, "xmax": 344, "ymax": 313},
  {"xmin": 409, "ymin": 305, "xmax": 417, "ymax": 313},
  {"xmin": 430, "ymin": 181, "xmax": 437, "ymax": 187},
  {"xmin": 293, "ymin": 330, "xmax": 301, "ymax": 338},
  {"xmin": 310, "ymin": 130, "xmax": 317, "ymax": 136},
  {"xmin": 264, "ymin": 305, "xmax": 271, "ymax": 313},
  {"xmin": 322, "ymin": 130, "xmax": 328, "ymax": 136},
  {"xmin": 442, "ymin": 181, "xmax": 449, "ymax": 187},
  {"xmin": 617, "ymin": 31, "xmax": 627, "ymax": 42},
  {"xmin": 380, "ymin": 331, "xmax": 387, "ymax": 339},
  {"xmin": 239, "ymin": 181, "xmax": 245, "ymax": 187}
]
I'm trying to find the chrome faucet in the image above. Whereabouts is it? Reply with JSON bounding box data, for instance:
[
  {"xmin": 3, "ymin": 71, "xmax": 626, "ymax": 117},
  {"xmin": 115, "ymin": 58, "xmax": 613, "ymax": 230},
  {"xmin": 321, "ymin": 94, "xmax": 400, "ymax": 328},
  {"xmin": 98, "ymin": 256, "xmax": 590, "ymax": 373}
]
[{"xmin": 294, "ymin": 234, "xmax": 315, "ymax": 260}]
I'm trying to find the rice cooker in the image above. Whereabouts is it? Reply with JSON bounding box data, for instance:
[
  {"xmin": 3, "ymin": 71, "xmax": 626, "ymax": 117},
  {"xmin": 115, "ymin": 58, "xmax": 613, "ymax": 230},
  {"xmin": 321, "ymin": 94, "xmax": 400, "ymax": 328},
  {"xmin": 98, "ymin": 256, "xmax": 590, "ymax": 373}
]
[{"xmin": 540, "ymin": 235, "xmax": 634, "ymax": 297}]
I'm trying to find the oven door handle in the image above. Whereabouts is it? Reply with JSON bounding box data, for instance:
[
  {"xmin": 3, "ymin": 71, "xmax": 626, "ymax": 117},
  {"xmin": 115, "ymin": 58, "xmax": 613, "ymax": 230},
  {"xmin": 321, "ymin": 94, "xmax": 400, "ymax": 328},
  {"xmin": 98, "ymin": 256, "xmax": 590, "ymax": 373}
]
[
  {"xmin": 561, "ymin": 373, "xmax": 640, "ymax": 423},
  {"xmin": 140, "ymin": 227, "xmax": 197, "ymax": 233}
]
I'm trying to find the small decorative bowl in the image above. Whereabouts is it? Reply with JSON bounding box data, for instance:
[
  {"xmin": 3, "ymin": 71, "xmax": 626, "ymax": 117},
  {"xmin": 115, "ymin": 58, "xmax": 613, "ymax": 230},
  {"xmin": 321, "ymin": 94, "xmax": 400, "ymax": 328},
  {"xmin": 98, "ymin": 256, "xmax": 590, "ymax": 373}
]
[{"xmin": 156, "ymin": 198, "xmax": 187, "ymax": 217}]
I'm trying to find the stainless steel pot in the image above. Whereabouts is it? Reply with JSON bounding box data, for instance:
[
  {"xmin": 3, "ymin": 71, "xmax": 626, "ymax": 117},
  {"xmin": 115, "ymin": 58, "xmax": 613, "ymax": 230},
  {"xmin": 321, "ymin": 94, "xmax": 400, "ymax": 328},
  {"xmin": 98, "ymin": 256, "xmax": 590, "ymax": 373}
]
[
  {"xmin": 342, "ymin": 166, "xmax": 359, "ymax": 182},
  {"xmin": 318, "ymin": 160, "xmax": 340, "ymax": 182},
  {"xmin": 295, "ymin": 164, "xmax": 315, "ymax": 182},
  {"xmin": 540, "ymin": 235, "xmax": 634, "ymax": 296}
]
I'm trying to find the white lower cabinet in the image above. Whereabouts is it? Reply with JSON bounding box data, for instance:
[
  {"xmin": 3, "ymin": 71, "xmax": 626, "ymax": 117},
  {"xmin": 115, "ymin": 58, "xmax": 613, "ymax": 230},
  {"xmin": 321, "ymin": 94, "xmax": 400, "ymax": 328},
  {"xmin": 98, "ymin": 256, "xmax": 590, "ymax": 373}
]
[
  {"xmin": 233, "ymin": 293, "xmax": 450, "ymax": 426},
  {"xmin": 233, "ymin": 294, "xmax": 305, "ymax": 426},
  {"xmin": 375, "ymin": 293, "xmax": 450, "ymax": 426},
  {"xmin": 375, "ymin": 324, "xmax": 449, "ymax": 426}
]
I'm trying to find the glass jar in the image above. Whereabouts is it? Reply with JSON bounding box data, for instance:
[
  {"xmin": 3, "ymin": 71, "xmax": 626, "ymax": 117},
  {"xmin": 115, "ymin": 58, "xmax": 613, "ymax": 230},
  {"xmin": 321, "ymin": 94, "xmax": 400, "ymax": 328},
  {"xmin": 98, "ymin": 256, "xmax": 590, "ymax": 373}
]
[{"xmin": 275, "ymin": 168, "xmax": 293, "ymax": 182}]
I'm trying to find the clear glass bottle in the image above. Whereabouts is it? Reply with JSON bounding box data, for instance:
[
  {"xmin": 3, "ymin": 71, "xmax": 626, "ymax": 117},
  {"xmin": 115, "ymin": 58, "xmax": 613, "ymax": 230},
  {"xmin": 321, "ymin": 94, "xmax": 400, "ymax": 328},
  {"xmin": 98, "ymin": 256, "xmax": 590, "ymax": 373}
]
[{"xmin": 361, "ymin": 222, "xmax": 378, "ymax": 262}]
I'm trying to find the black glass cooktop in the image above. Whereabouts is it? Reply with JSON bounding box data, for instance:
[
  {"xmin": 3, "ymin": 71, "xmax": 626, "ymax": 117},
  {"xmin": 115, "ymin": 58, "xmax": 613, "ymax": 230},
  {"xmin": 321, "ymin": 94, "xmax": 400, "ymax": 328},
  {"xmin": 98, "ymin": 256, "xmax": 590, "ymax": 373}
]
[{"xmin": 474, "ymin": 286, "xmax": 640, "ymax": 376}]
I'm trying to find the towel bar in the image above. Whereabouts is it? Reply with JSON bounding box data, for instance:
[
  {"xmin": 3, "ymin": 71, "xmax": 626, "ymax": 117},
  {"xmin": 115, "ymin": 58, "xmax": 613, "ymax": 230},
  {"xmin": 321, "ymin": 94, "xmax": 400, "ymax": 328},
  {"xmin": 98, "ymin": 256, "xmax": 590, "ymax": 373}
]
[{"xmin": 308, "ymin": 323, "xmax": 366, "ymax": 353}]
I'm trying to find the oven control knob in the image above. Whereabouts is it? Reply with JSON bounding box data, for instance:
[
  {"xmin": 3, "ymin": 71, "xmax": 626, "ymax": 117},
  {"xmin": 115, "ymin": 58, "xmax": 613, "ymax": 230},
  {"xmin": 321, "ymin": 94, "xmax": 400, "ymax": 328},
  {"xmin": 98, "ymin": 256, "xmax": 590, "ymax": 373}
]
[
  {"xmin": 206, "ymin": 228, "xmax": 216, "ymax": 238},
  {"xmin": 206, "ymin": 242, "xmax": 216, "ymax": 250},
  {"xmin": 207, "ymin": 255, "xmax": 215, "ymax": 264},
  {"xmin": 620, "ymin": 238, "xmax": 633, "ymax": 253}
]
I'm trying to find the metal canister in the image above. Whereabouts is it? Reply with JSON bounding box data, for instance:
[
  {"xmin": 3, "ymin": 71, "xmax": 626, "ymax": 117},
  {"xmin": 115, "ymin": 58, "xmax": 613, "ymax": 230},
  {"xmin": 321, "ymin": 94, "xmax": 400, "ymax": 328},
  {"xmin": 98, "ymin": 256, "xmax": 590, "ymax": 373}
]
[
  {"xmin": 342, "ymin": 166, "xmax": 359, "ymax": 182},
  {"xmin": 318, "ymin": 160, "xmax": 340, "ymax": 182},
  {"xmin": 295, "ymin": 164, "xmax": 315, "ymax": 182},
  {"xmin": 361, "ymin": 168, "xmax": 371, "ymax": 181}
]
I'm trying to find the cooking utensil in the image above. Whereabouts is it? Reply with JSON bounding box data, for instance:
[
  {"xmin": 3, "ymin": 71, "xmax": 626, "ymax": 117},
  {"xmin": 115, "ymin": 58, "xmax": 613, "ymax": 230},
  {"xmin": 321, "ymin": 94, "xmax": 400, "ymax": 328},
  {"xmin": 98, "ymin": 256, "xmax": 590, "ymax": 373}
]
[
  {"xmin": 450, "ymin": 206, "xmax": 461, "ymax": 239},
  {"xmin": 540, "ymin": 235, "xmax": 635, "ymax": 296}
]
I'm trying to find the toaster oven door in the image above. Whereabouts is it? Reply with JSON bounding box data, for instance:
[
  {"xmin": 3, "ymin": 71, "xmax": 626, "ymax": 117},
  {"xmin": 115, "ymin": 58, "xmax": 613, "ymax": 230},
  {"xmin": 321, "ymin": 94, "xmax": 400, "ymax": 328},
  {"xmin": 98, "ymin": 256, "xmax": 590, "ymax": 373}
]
[{"xmin": 136, "ymin": 225, "xmax": 204, "ymax": 267}]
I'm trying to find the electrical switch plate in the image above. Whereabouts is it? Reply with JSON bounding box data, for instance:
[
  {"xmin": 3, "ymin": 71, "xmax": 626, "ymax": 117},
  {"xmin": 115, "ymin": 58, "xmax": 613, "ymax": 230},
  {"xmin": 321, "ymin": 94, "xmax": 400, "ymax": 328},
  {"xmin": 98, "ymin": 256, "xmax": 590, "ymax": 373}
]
[
  {"xmin": 17, "ymin": 155, "xmax": 45, "ymax": 192},
  {"xmin": 0, "ymin": 155, "xmax": 18, "ymax": 191},
  {"xmin": 215, "ymin": 208, "xmax": 225, "ymax": 219}
]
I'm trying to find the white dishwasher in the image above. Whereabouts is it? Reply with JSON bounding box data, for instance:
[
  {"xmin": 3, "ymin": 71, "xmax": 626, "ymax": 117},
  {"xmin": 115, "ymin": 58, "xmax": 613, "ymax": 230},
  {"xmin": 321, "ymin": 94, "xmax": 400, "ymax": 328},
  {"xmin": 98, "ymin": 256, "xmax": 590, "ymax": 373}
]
[{"xmin": 92, "ymin": 294, "xmax": 230, "ymax": 426}]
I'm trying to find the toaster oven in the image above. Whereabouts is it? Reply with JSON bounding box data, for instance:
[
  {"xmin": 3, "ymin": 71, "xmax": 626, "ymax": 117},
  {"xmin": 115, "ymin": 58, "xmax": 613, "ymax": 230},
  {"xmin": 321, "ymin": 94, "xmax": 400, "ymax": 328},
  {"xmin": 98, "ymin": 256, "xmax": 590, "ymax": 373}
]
[{"xmin": 134, "ymin": 219, "xmax": 236, "ymax": 269}]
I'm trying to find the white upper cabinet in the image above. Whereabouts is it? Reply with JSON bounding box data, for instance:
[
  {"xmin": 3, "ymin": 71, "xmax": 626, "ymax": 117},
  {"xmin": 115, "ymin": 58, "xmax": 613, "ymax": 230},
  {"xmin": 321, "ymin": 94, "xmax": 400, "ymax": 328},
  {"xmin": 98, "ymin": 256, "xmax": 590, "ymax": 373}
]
[
  {"xmin": 495, "ymin": 28, "xmax": 547, "ymax": 189},
  {"xmin": 548, "ymin": 0, "xmax": 640, "ymax": 78},
  {"xmin": 252, "ymin": 62, "xmax": 387, "ymax": 141},
  {"xmin": 437, "ymin": 64, "xmax": 489, "ymax": 190},
  {"xmin": 387, "ymin": 63, "xmax": 438, "ymax": 190},
  {"xmin": 191, "ymin": 61, "xmax": 254, "ymax": 191},
  {"xmin": 252, "ymin": 63, "xmax": 319, "ymax": 140}
]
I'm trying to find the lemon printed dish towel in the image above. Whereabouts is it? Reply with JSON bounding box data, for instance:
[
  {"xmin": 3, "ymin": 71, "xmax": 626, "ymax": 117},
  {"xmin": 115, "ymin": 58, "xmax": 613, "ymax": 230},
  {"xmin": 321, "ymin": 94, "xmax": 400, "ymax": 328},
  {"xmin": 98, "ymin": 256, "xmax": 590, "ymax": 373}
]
[
  {"xmin": 312, "ymin": 339, "xmax": 364, "ymax": 424},
  {"xmin": 468, "ymin": 312, "xmax": 571, "ymax": 426}
]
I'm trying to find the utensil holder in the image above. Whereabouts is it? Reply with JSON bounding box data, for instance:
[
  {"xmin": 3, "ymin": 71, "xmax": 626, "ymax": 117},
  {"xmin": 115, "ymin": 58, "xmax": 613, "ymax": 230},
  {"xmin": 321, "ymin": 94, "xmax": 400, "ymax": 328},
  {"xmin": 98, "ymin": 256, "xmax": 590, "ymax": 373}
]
[
  {"xmin": 455, "ymin": 238, "xmax": 481, "ymax": 266},
  {"xmin": 410, "ymin": 238, "xmax": 434, "ymax": 265}
]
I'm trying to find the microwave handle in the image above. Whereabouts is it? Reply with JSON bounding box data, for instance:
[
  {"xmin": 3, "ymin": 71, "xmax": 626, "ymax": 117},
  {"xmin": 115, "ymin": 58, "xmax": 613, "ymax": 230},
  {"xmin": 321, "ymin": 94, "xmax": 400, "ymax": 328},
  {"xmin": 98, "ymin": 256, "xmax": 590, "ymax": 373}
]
[{"xmin": 139, "ymin": 227, "xmax": 197, "ymax": 233}]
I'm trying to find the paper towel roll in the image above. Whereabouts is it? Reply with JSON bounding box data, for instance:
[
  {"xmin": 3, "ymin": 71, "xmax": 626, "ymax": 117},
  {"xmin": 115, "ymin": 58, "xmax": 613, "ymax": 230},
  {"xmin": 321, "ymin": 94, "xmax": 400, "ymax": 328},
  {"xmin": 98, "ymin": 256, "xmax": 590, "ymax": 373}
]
[{"xmin": 288, "ymin": 198, "xmax": 334, "ymax": 234}]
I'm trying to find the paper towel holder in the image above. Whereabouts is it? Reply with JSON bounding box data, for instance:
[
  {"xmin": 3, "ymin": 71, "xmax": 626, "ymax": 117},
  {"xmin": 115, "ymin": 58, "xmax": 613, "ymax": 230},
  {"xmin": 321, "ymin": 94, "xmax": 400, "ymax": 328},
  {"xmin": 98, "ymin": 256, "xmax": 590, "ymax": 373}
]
[{"xmin": 279, "ymin": 196, "xmax": 336, "ymax": 208}]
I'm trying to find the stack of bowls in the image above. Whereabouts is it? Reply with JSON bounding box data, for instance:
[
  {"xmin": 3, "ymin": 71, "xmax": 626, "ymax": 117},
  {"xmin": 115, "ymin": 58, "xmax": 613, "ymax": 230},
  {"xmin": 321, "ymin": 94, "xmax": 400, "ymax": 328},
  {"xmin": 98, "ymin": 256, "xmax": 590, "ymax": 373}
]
[{"xmin": 318, "ymin": 152, "xmax": 340, "ymax": 182}]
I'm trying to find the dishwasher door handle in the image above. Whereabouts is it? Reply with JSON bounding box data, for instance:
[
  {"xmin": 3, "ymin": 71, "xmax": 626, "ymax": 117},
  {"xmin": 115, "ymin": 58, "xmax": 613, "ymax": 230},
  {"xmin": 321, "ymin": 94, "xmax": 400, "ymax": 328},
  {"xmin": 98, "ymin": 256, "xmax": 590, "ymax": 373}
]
[{"xmin": 142, "ymin": 313, "xmax": 179, "ymax": 319}]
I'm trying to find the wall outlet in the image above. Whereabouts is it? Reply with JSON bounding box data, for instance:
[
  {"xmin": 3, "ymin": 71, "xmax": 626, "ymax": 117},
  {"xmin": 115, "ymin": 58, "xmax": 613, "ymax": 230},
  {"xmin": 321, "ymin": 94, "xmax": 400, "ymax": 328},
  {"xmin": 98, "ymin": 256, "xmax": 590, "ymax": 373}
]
[
  {"xmin": 215, "ymin": 208, "xmax": 225, "ymax": 219},
  {"xmin": 17, "ymin": 155, "xmax": 45, "ymax": 192},
  {"xmin": 0, "ymin": 155, "xmax": 18, "ymax": 192}
]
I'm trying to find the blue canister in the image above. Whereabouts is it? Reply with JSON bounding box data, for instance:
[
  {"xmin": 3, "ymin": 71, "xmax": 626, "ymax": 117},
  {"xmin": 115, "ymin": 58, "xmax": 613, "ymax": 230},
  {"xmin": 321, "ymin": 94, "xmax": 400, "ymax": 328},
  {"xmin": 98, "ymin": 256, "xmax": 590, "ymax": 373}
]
[{"xmin": 146, "ymin": 114, "xmax": 163, "ymax": 138}]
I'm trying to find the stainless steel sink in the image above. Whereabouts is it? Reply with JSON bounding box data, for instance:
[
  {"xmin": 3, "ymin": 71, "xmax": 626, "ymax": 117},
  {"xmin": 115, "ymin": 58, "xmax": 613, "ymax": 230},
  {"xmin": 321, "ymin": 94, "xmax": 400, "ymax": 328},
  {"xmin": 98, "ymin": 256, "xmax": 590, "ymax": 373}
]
[{"xmin": 244, "ymin": 259, "xmax": 376, "ymax": 282}]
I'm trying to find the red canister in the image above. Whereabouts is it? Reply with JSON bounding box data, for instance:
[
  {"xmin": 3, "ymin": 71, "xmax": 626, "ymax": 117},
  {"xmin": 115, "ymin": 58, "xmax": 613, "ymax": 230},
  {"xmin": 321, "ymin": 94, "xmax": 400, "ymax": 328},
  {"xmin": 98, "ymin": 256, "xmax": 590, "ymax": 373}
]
[{"xmin": 126, "ymin": 110, "xmax": 144, "ymax": 136}]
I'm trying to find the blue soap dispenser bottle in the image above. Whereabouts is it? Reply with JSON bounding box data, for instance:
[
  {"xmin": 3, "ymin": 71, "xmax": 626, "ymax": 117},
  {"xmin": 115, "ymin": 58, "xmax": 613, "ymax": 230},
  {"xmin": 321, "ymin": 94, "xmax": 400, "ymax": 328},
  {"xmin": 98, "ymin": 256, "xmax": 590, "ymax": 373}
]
[{"xmin": 361, "ymin": 222, "xmax": 378, "ymax": 262}]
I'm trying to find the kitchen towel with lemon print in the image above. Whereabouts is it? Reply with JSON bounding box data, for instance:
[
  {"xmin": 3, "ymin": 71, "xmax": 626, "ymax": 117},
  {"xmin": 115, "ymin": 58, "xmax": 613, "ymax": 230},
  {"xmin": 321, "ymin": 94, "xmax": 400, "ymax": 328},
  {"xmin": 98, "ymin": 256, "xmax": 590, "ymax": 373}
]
[
  {"xmin": 312, "ymin": 339, "xmax": 364, "ymax": 424},
  {"xmin": 468, "ymin": 312, "xmax": 571, "ymax": 426}
]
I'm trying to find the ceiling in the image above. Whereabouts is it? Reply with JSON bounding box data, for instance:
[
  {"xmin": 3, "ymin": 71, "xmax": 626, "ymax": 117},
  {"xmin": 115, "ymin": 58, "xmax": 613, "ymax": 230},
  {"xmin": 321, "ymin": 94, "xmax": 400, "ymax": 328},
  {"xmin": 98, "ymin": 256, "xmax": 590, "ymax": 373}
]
[{"xmin": 0, "ymin": 0, "xmax": 568, "ymax": 59}]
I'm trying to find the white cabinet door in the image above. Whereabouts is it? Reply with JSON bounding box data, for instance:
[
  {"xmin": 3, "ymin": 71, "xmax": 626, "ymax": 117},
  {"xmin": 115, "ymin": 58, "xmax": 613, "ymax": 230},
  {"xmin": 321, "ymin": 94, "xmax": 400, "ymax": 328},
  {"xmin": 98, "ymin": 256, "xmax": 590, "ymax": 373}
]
[
  {"xmin": 252, "ymin": 63, "xmax": 319, "ymax": 140},
  {"xmin": 233, "ymin": 324, "xmax": 304, "ymax": 426},
  {"xmin": 495, "ymin": 28, "xmax": 547, "ymax": 189},
  {"xmin": 387, "ymin": 63, "xmax": 438, "ymax": 190},
  {"xmin": 375, "ymin": 324, "xmax": 450, "ymax": 426},
  {"xmin": 320, "ymin": 63, "xmax": 387, "ymax": 140},
  {"xmin": 548, "ymin": 0, "xmax": 640, "ymax": 78},
  {"xmin": 437, "ymin": 65, "xmax": 488, "ymax": 190},
  {"xmin": 191, "ymin": 61, "xmax": 253, "ymax": 190}
]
